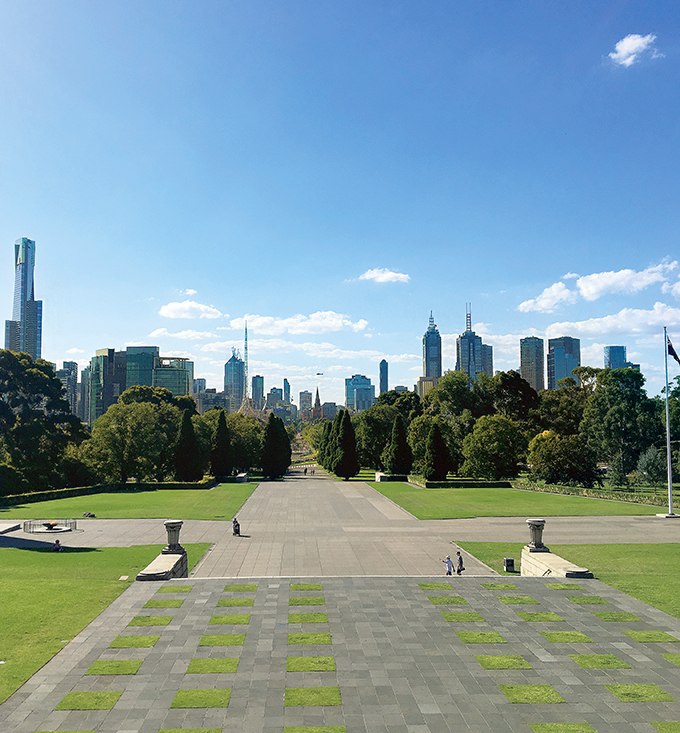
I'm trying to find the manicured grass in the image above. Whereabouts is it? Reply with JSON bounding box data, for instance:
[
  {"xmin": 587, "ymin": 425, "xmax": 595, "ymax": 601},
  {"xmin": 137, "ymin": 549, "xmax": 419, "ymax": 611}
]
[
  {"xmin": 568, "ymin": 654, "xmax": 630, "ymax": 669},
  {"xmin": 516, "ymin": 612, "xmax": 564, "ymax": 622},
  {"xmin": 530, "ymin": 725, "xmax": 596, "ymax": 733},
  {"xmin": 499, "ymin": 685, "xmax": 565, "ymax": 703},
  {"xmin": 291, "ymin": 583, "xmax": 323, "ymax": 591},
  {"xmin": 456, "ymin": 631, "xmax": 506, "ymax": 643},
  {"xmin": 187, "ymin": 658, "xmax": 239, "ymax": 674},
  {"xmin": 0, "ymin": 543, "xmax": 207, "ymax": 706},
  {"xmin": 217, "ymin": 598, "xmax": 254, "ymax": 607},
  {"xmin": 428, "ymin": 595, "xmax": 467, "ymax": 605},
  {"xmin": 539, "ymin": 631, "xmax": 592, "ymax": 643},
  {"xmin": 482, "ymin": 583, "xmax": 519, "ymax": 590},
  {"xmin": 591, "ymin": 611, "xmax": 641, "ymax": 622},
  {"xmin": 224, "ymin": 584, "xmax": 257, "ymax": 592},
  {"xmin": 85, "ymin": 659, "xmax": 143, "ymax": 675},
  {"xmin": 110, "ymin": 635, "xmax": 159, "ymax": 648},
  {"xmin": 284, "ymin": 686, "xmax": 342, "ymax": 707},
  {"xmin": 662, "ymin": 654, "xmax": 680, "ymax": 667},
  {"xmin": 367, "ymin": 482, "xmax": 659, "ymax": 519},
  {"xmin": 170, "ymin": 689, "xmax": 232, "ymax": 708},
  {"xmin": 475, "ymin": 655, "xmax": 532, "ymax": 669},
  {"xmin": 0, "ymin": 481, "xmax": 259, "ymax": 521},
  {"xmin": 286, "ymin": 656, "xmax": 336, "ymax": 672},
  {"xmin": 498, "ymin": 595, "xmax": 538, "ymax": 605},
  {"xmin": 545, "ymin": 583, "xmax": 583, "ymax": 591},
  {"xmin": 288, "ymin": 633, "xmax": 332, "ymax": 645},
  {"xmin": 289, "ymin": 613, "xmax": 329, "ymax": 623},
  {"xmin": 418, "ymin": 582, "xmax": 452, "ymax": 590},
  {"xmin": 604, "ymin": 684, "xmax": 674, "ymax": 702},
  {"xmin": 284, "ymin": 728, "xmax": 346, "ymax": 733},
  {"xmin": 209, "ymin": 614, "xmax": 250, "ymax": 624},
  {"xmin": 290, "ymin": 596, "xmax": 325, "ymax": 606},
  {"xmin": 158, "ymin": 585, "xmax": 193, "ymax": 593},
  {"xmin": 623, "ymin": 630, "xmax": 680, "ymax": 643},
  {"xmin": 128, "ymin": 615, "xmax": 173, "ymax": 626},
  {"xmin": 567, "ymin": 596, "xmax": 609, "ymax": 605},
  {"xmin": 144, "ymin": 598, "xmax": 184, "ymax": 608},
  {"xmin": 55, "ymin": 690, "xmax": 122, "ymax": 710},
  {"xmin": 198, "ymin": 634, "xmax": 246, "ymax": 646},
  {"xmin": 441, "ymin": 611, "xmax": 485, "ymax": 622},
  {"xmin": 651, "ymin": 724, "xmax": 680, "ymax": 732}
]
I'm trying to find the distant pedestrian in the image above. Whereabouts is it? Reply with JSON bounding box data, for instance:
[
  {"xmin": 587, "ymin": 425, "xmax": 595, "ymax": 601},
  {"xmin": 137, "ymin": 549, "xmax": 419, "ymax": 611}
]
[
  {"xmin": 456, "ymin": 551, "xmax": 465, "ymax": 575},
  {"xmin": 442, "ymin": 555, "xmax": 453, "ymax": 576},
  {"xmin": 51, "ymin": 539, "xmax": 63, "ymax": 552},
  {"xmin": 232, "ymin": 518, "xmax": 240, "ymax": 536},
  {"xmin": 304, "ymin": 467, "xmax": 307, "ymax": 475}
]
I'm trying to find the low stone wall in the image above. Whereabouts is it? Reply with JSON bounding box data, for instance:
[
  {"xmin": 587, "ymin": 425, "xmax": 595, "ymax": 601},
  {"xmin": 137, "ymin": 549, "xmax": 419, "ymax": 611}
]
[
  {"xmin": 136, "ymin": 553, "xmax": 188, "ymax": 581},
  {"xmin": 374, "ymin": 473, "xmax": 408, "ymax": 482},
  {"xmin": 521, "ymin": 546, "xmax": 593, "ymax": 578}
]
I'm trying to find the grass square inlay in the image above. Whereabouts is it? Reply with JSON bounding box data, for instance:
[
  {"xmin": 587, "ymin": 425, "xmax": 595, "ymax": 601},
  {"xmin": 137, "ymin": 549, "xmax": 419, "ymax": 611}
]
[
  {"xmin": 170, "ymin": 689, "xmax": 231, "ymax": 708},
  {"xmin": 604, "ymin": 684, "xmax": 674, "ymax": 702},
  {"xmin": 288, "ymin": 633, "xmax": 332, "ymax": 645},
  {"xmin": 476, "ymin": 655, "xmax": 532, "ymax": 669},
  {"xmin": 418, "ymin": 582, "xmax": 452, "ymax": 590},
  {"xmin": 290, "ymin": 596, "xmax": 325, "ymax": 606},
  {"xmin": 569, "ymin": 654, "xmax": 630, "ymax": 669},
  {"xmin": 289, "ymin": 613, "xmax": 328, "ymax": 623},
  {"xmin": 209, "ymin": 614, "xmax": 250, "ymax": 625},
  {"xmin": 567, "ymin": 595, "xmax": 609, "ymax": 605},
  {"xmin": 224, "ymin": 584, "xmax": 257, "ymax": 592},
  {"xmin": 457, "ymin": 631, "xmax": 506, "ymax": 643},
  {"xmin": 284, "ymin": 728, "xmax": 346, "ymax": 733},
  {"xmin": 540, "ymin": 631, "xmax": 592, "ymax": 643},
  {"xmin": 217, "ymin": 597, "xmax": 254, "ymax": 607},
  {"xmin": 651, "ymin": 724, "xmax": 680, "ymax": 732},
  {"xmin": 499, "ymin": 685, "xmax": 564, "ymax": 703},
  {"xmin": 144, "ymin": 598, "xmax": 184, "ymax": 609},
  {"xmin": 291, "ymin": 583, "xmax": 323, "ymax": 591},
  {"xmin": 591, "ymin": 611, "xmax": 641, "ymax": 622},
  {"xmin": 157, "ymin": 585, "xmax": 192, "ymax": 593},
  {"xmin": 55, "ymin": 691, "xmax": 122, "ymax": 710},
  {"xmin": 624, "ymin": 629, "xmax": 679, "ymax": 643},
  {"xmin": 85, "ymin": 659, "xmax": 143, "ymax": 675},
  {"xmin": 530, "ymin": 725, "xmax": 596, "ymax": 733},
  {"xmin": 662, "ymin": 654, "xmax": 680, "ymax": 667},
  {"xmin": 428, "ymin": 595, "xmax": 467, "ymax": 605},
  {"xmin": 128, "ymin": 615, "xmax": 172, "ymax": 626},
  {"xmin": 285, "ymin": 686, "xmax": 341, "ymax": 707},
  {"xmin": 286, "ymin": 656, "xmax": 336, "ymax": 672},
  {"xmin": 545, "ymin": 583, "xmax": 584, "ymax": 591},
  {"xmin": 498, "ymin": 595, "xmax": 538, "ymax": 605},
  {"xmin": 482, "ymin": 582, "xmax": 519, "ymax": 590},
  {"xmin": 198, "ymin": 634, "xmax": 245, "ymax": 646},
  {"xmin": 187, "ymin": 658, "xmax": 239, "ymax": 674},
  {"xmin": 516, "ymin": 612, "xmax": 564, "ymax": 622},
  {"xmin": 109, "ymin": 635, "xmax": 159, "ymax": 648},
  {"xmin": 441, "ymin": 611, "xmax": 484, "ymax": 622}
]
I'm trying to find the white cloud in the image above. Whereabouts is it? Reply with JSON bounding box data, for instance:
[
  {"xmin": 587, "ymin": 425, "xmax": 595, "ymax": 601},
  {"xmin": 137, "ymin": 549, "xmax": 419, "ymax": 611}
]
[
  {"xmin": 662, "ymin": 280, "xmax": 680, "ymax": 298},
  {"xmin": 518, "ymin": 282, "xmax": 577, "ymax": 313},
  {"xmin": 546, "ymin": 302, "xmax": 680, "ymax": 338},
  {"xmin": 609, "ymin": 33, "xmax": 662, "ymax": 67},
  {"xmin": 230, "ymin": 311, "xmax": 368, "ymax": 335},
  {"xmin": 563, "ymin": 272, "xmax": 580, "ymax": 280},
  {"xmin": 161, "ymin": 350, "xmax": 196, "ymax": 359},
  {"xmin": 65, "ymin": 347, "xmax": 85, "ymax": 354},
  {"xmin": 158, "ymin": 300, "xmax": 223, "ymax": 319},
  {"xmin": 358, "ymin": 268, "xmax": 410, "ymax": 283},
  {"xmin": 576, "ymin": 262, "xmax": 676, "ymax": 301},
  {"xmin": 580, "ymin": 342, "xmax": 608, "ymax": 368},
  {"xmin": 180, "ymin": 288, "xmax": 197, "ymax": 296},
  {"xmin": 149, "ymin": 327, "xmax": 216, "ymax": 340}
]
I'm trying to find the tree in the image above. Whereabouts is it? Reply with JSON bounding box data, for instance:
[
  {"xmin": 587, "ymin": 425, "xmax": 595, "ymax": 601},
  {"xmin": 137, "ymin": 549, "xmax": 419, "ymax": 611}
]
[
  {"xmin": 210, "ymin": 409, "xmax": 233, "ymax": 478},
  {"xmin": 174, "ymin": 409, "xmax": 204, "ymax": 481},
  {"xmin": 382, "ymin": 414, "xmax": 413, "ymax": 475},
  {"xmin": 424, "ymin": 370, "xmax": 474, "ymax": 417},
  {"xmin": 324, "ymin": 410, "xmax": 344, "ymax": 472},
  {"xmin": 226, "ymin": 413, "xmax": 264, "ymax": 472},
  {"xmin": 334, "ymin": 409, "xmax": 360, "ymax": 480},
  {"xmin": 462, "ymin": 414, "xmax": 526, "ymax": 479},
  {"xmin": 353, "ymin": 404, "xmax": 398, "ymax": 470},
  {"xmin": 377, "ymin": 390, "xmax": 422, "ymax": 422},
  {"xmin": 261, "ymin": 413, "xmax": 292, "ymax": 479},
  {"xmin": 537, "ymin": 378, "xmax": 589, "ymax": 435},
  {"xmin": 528, "ymin": 430, "xmax": 601, "ymax": 488},
  {"xmin": 635, "ymin": 446, "xmax": 667, "ymax": 487},
  {"xmin": 421, "ymin": 421, "xmax": 452, "ymax": 481},
  {"xmin": 492, "ymin": 370, "xmax": 539, "ymax": 421},
  {"xmin": 317, "ymin": 420, "xmax": 332, "ymax": 467}
]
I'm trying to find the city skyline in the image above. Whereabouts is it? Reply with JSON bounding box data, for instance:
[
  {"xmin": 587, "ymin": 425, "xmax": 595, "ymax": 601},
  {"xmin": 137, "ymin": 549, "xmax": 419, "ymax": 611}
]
[{"xmin": 2, "ymin": 3, "xmax": 680, "ymax": 404}]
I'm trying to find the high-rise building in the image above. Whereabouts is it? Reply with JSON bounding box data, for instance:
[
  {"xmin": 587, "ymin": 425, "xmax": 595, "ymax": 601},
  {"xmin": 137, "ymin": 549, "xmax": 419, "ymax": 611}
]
[
  {"xmin": 416, "ymin": 376, "xmax": 438, "ymax": 399},
  {"xmin": 77, "ymin": 366, "xmax": 90, "ymax": 423},
  {"xmin": 322, "ymin": 402, "xmax": 338, "ymax": 420},
  {"xmin": 283, "ymin": 378, "xmax": 290, "ymax": 404},
  {"xmin": 603, "ymin": 345, "xmax": 640, "ymax": 372},
  {"xmin": 456, "ymin": 305, "xmax": 493, "ymax": 384},
  {"xmin": 88, "ymin": 348, "xmax": 127, "ymax": 424},
  {"xmin": 193, "ymin": 378, "xmax": 207, "ymax": 394},
  {"xmin": 153, "ymin": 357, "xmax": 193, "ymax": 396},
  {"xmin": 56, "ymin": 361, "xmax": 78, "ymax": 414},
  {"xmin": 126, "ymin": 346, "xmax": 160, "ymax": 389},
  {"xmin": 345, "ymin": 374, "xmax": 375, "ymax": 413},
  {"xmin": 520, "ymin": 336, "xmax": 545, "ymax": 392},
  {"xmin": 547, "ymin": 337, "xmax": 580, "ymax": 389},
  {"xmin": 422, "ymin": 312, "xmax": 442, "ymax": 380},
  {"xmin": 5, "ymin": 237, "xmax": 43, "ymax": 360},
  {"xmin": 266, "ymin": 387, "xmax": 283, "ymax": 409},
  {"xmin": 252, "ymin": 375, "xmax": 264, "ymax": 410},
  {"xmin": 299, "ymin": 390, "xmax": 313, "ymax": 412},
  {"xmin": 379, "ymin": 359, "xmax": 388, "ymax": 394},
  {"xmin": 224, "ymin": 349, "xmax": 245, "ymax": 412}
]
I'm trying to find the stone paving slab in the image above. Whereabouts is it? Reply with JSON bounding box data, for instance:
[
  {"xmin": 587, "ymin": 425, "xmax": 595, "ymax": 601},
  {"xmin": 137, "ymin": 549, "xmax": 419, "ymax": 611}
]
[{"xmin": 4, "ymin": 576, "xmax": 680, "ymax": 732}]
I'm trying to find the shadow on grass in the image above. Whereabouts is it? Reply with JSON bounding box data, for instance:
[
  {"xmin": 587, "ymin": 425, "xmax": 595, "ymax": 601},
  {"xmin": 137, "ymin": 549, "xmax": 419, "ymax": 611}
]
[{"xmin": 0, "ymin": 536, "xmax": 99, "ymax": 552}]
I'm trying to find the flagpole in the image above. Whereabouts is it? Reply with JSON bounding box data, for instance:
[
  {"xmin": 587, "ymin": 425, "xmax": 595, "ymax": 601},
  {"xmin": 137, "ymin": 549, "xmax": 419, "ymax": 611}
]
[{"xmin": 664, "ymin": 326, "xmax": 675, "ymax": 515}]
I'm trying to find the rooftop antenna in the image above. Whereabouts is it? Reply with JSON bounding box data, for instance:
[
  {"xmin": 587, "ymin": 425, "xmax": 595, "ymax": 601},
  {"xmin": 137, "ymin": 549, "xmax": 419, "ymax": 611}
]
[
  {"xmin": 429, "ymin": 310, "xmax": 435, "ymax": 329},
  {"xmin": 466, "ymin": 303, "xmax": 472, "ymax": 332},
  {"xmin": 243, "ymin": 320, "xmax": 249, "ymax": 399}
]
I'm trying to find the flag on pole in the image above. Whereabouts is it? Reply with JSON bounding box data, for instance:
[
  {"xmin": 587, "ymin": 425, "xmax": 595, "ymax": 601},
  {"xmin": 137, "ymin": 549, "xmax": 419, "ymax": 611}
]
[{"xmin": 668, "ymin": 336, "xmax": 680, "ymax": 367}]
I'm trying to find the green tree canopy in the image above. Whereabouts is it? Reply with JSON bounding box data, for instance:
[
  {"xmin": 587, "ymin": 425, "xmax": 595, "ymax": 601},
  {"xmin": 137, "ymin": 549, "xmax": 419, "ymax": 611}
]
[
  {"xmin": 382, "ymin": 414, "xmax": 413, "ymax": 475},
  {"xmin": 421, "ymin": 420, "xmax": 452, "ymax": 481},
  {"xmin": 323, "ymin": 410, "xmax": 344, "ymax": 473},
  {"xmin": 174, "ymin": 409, "xmax": 204, "ymax": 481},
  {"xmin": 462, "ymin": 414, "xmax": 526, "ymax": 479},
  {"xmin": 261, "ymin": 413, "xmax": 292, "ymax": 479},
  {"xmin": 424, "ymin": 370, "xmax": 474, "ymax": 416},
  {"xmin": 353, "ymin": 404, "xmax": 398, "ymax": 470},
  {"xmin": 537, "ymin": 378, "xmax": 589, "ymax": 435},
  {"xmin": 528, "ymin": 430, "xmax": 601, "ymax": 488},
  {"xmin": 210, "ymin": 409, "xmax": 233, "ymax": 478},
  {"xmin": 334, "ymin": 409, "xmax": 360, "ymax": 480},
  {"xmin": 492, "ymin": 370, "xmax": 539, "ymax": 421}
]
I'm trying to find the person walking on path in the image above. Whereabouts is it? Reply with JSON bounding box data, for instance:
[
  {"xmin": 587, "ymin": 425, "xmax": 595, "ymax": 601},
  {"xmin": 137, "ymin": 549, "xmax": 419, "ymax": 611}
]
[
  {"xmin": 442, "ymin": 555, "xmax": 454, "ymax": 576},
  {"xmin": 456, "ymin": 550, "xmax": 465, "ymax": 575}
]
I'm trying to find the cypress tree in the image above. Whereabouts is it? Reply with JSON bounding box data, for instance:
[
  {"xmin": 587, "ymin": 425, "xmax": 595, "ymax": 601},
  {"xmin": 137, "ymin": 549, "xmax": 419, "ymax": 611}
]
[
  {"xmin": 210, "ymin": 409, "xmax": 233, "ymax": 478},
  {"xmin": 317, "ymin": 420, "xmax": 331, "ymax": 467},
  {"xmin": 261, "ymin": 414, "xmax": 292, "ymax": 479},
  {"xmin": 422, "ymin": 421, "xmax": 451, "ymax": 481},
  {"xmin": 174, "ymin": 410, "xmax": 204, "ymax": 482},
  {"xmin": 382, "ymin": 414, "xmax": 413, "ymax": 475},
  {"xmin": 325, "ymin": 410, "xmax": 344, "ymax": 472},
  {"xmin": 334, "ymin": 409, "xmax": 360, "ymax": 480}
]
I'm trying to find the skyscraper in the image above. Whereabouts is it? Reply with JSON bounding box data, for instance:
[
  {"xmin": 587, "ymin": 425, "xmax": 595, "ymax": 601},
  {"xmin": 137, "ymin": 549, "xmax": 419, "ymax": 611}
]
[
  {"xmin": 379, "ymin": 359, "xmax": 388, "ymax": 394},
  {"xmin": 5, "ymin": 237, "xmax": 43, "ymax": 360},
  {"xmin": 252, "ymin": 375, "xmax": 264, "ymax": 410},
  {"xmin": 56, "ymin": 361, "xmax": 78, "ymax": 414},
  {"xmin": 520, "ymin": 336, "xmax": 545, "ymax": 392},
  {"xmin": 422, "ymin": 312, "xmax": 442, "ymax": 379},
  {"xmin": 456, "ymin": 305, "xmax": 493, "ymax": 384},
  {"xmin": 283, "ymin": 378, "xmax": 291, "ymax": 403},
  {"xmin": 547, "ymin": 337, "xmax": 580, "ymax": 389},
  {"xmin": 224, "ymin": 348, "xmax": 245, "ymax": 412},
  {"xmin": 603, "ymin": 345, "xmax": 640, "ymax": 372},
  {"xmin": 345, "ymin": 374, "xmax": 375, "ymax": 413},
  {"xmin": 299, "ymin": 390, "xmax": 313, "ymax": 412}
]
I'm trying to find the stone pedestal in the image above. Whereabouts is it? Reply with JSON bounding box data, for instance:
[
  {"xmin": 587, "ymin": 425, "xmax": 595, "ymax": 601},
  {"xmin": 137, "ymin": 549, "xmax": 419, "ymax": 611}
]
[
  {"xmin": 162, "ymin": 519, "xmax": 186, "ymax": 555},
  {"xmin": 525, "ymin": 517, "xmax": 549, "ymax": 553}
]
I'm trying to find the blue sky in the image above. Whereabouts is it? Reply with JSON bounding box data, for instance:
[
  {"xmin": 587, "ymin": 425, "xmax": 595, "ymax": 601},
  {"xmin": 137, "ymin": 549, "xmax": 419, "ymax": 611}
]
[{"xmin": 2, "ymin": 1, "xmax": 680, "ymax": 404}]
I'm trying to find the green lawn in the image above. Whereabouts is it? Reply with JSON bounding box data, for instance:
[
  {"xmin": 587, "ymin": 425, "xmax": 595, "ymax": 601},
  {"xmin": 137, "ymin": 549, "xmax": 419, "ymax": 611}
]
[
  {"xmin": 0, "ymin": 542, "xmax": 208, "ymax": 705},
  {"xmin": 368, "ymin": 482, "xmax": 660, "ymax": 519},
  {"xmin": 0, "ymin": 482, "xmax": 259, "ymax": 521}
]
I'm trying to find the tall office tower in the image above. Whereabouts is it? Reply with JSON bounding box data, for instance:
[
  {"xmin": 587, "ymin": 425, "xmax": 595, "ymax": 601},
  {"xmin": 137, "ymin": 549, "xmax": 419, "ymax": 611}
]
[
  {"xmin": 345, "ymin": 374, "xmax": 375, "ymax": 413},
  {"xmin": 379, "ymin": 359, "xmax": 388, "ymax": 394},
  {"xmin": 603, "ymin": 345, "xmax": 640, "ymax": 372},
  {"xmin": 88, "ymin": 348, "xmax": 127, "ymax": 424},
  {"xmin": 456, "ymin": 305, "xmax": 493, "ymax": 383},
  {"xmin": 266, "ymin": 387, "xmax": 283, "ymax": 409},
  {"xmin": 125, "ymin": 346, "xmax": 160, "ymax": 388},
  {"xmin": 224, "ymin": 349, "xmax": 245, "ymax": 412},
  {"xmin": 520, "ymin": 336, "xmax": 545, "ymax": 392},
  {"xmin": 283, "ymin": 378, "xmax": 291, "ymax": 403},
  {"xmin": 422, "ymin": 312, "xmax": 442, "ymax": 379},
  {"xmin": 153, "ymin": 357, "xmax": 193, "ymax": 396},
  {"xmin": 4, "ymin": 237, "xmax": 43, "ymax": 360},
  {"xmin": 77, "ymin": 366, "xmax": 90, "ymax": 423},
  {"xmin": 252, "ymin": 375, "xmax": 264, "ymax": 410},
  {"xmin": 193, "ymin": 378, "xmax": 207, "ymax": 394},
  {"xmin": 322, "ymin": 402, "xmax": 338, "ymax": 420},
  {"xmin": 299, "ymin": 390, "xmax": 313, "ymax": 412},
  {"xmin": 547, "ymin": 336, "xmax": 581, "ymax": 389},
  {"xmin": 312, "ymin": 388, "xmax": 322, "ymax": 420},
  {"xmin": 56, "ymin": 361, "xmax": 78, "ymax": 414}
]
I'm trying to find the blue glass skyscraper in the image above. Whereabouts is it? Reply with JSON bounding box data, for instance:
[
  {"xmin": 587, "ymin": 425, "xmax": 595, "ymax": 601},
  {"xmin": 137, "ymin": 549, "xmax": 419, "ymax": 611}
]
[{"xmin": 4, "ymin": 237, "xmax": 42, "ymax": 360}]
